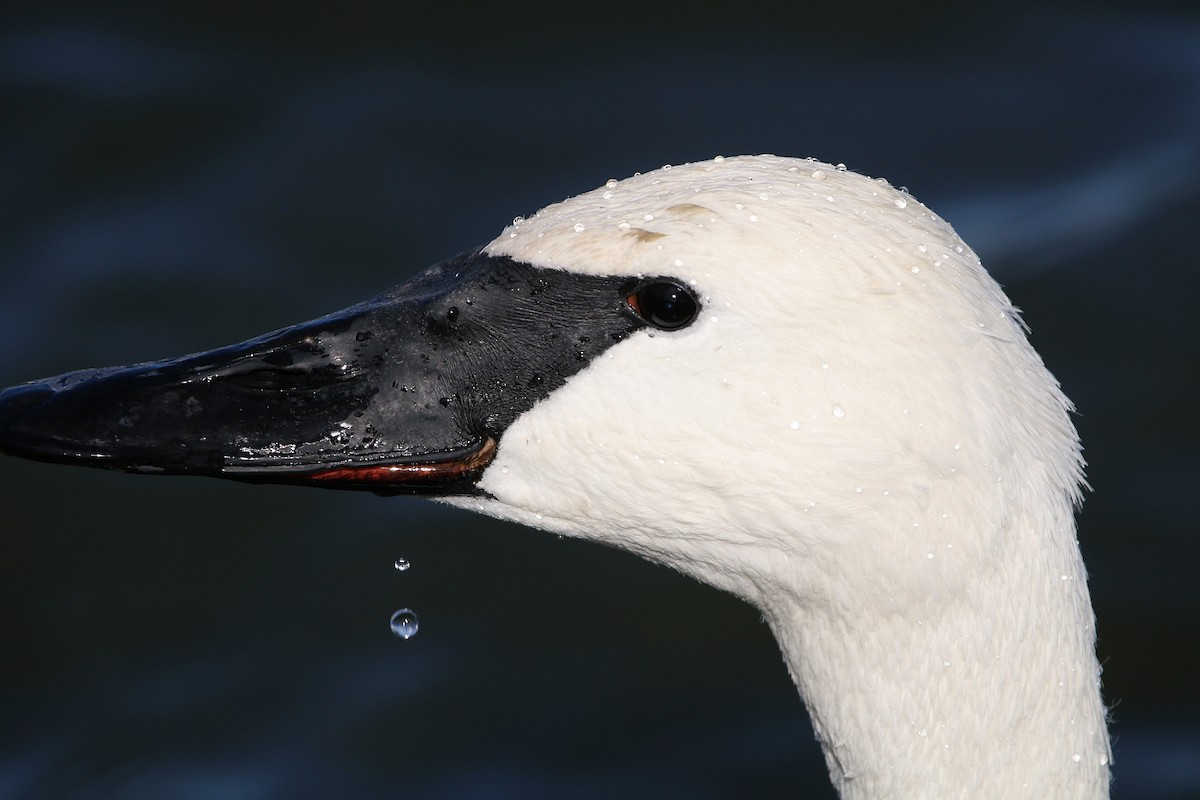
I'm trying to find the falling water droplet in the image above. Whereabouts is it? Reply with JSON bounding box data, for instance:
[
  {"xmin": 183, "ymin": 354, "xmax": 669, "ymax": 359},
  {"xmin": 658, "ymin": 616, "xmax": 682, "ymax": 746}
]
[
  {"xmin": 390, "ymin": 608, "xmax": 419, "ymax": 639},
  {"xmin": 394, "ymin": 558, "xmax": 411, "ymax": 572}
]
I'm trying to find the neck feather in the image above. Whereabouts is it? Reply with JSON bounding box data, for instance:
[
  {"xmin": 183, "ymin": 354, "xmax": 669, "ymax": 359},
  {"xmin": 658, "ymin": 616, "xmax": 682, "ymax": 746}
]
[{"xmin": 763, "ymin": 508, "xmax": 1111, "ymax": 800}]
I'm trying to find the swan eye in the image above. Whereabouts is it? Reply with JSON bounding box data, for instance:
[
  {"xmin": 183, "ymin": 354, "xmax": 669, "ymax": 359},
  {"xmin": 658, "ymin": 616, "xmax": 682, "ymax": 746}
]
[{"xmin": 626, "ymin": 280, "xmax": 700, "ymax": 331}]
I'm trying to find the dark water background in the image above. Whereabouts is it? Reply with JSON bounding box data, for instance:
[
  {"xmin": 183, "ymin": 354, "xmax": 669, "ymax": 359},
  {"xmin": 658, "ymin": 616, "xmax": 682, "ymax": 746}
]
[{"xmin": 2, "ymin": 2, "xmax": 1198, "ymax": 798}]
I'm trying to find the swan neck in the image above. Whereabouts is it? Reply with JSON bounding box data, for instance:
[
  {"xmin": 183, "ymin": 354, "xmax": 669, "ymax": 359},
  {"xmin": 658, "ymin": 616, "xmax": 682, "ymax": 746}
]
[{"xmin": 765, "ymin": 526, "xmax": 1111, "ymax": 799}]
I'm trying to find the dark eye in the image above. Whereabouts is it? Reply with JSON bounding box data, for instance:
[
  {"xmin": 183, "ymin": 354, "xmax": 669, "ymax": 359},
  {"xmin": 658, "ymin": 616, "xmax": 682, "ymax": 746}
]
[{"xmin": 626, "ymin": 279, "xmax": 700, "ymax": 330}]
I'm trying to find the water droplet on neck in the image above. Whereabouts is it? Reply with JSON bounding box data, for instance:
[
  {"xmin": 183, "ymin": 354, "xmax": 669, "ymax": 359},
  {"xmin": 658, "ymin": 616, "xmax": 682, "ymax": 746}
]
[
  {"xmin": 394, "ymin": 558, "xmax": 411, "ymax": 571},
  {"xmin": 390, "ymin": 608, "xmax": 419, "ymax": 639}
]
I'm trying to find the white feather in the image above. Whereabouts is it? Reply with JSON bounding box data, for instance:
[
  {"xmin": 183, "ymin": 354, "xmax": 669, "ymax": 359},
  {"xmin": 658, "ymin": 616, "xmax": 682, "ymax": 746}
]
[{"xmin": 443, "ymin": 155, "xmax": 1110, "ymax": 799}]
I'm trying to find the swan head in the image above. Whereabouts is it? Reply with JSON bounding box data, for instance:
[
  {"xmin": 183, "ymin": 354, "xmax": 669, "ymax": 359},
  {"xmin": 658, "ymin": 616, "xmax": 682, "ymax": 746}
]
[
  {"xmin": 0, "ymin": 155, "xmax": 1106, "ymax": 797},
  {"xmin": 0, "ymin": 151, "xmax": 1087, "ymax": 640}
]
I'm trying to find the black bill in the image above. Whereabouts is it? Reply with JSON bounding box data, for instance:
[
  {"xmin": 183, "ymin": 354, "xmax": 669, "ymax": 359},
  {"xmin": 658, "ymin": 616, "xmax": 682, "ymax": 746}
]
[{"xmin": 0, "ymin": 251, "xmax": 646, "ymax": 495}]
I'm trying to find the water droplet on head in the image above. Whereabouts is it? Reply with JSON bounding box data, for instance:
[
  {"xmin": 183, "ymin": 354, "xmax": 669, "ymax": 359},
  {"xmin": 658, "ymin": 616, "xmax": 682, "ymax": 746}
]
[
  {"xmin": 894, "ymin": 197, "xmax": 908, "ymax": 209},
  {"xmin": 832, "ymin": 404, "xmax": 845, "ymax": 418},
  {"xmin": 390, "ymin": 608, "xmax": 419, "ymax": 639},
  {"xmin": 393, "ymin": 558, "xmax": 411, "ymax": 571},
  {"xmin": 573, "ymin": 223, "xmax": 585, "ymax": 233}
]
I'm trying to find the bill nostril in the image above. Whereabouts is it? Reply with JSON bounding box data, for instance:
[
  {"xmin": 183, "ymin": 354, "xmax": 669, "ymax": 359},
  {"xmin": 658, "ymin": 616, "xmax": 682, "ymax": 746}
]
[{"xmin": 216, "ymin": 365, "xmax": 348, "ymax": 392}]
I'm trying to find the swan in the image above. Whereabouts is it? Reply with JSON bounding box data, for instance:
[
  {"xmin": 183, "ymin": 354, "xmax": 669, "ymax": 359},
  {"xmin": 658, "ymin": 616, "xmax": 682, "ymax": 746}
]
[{"xmin": 0, "ymin": 155, "xmax": 1111, "ymax": 798}]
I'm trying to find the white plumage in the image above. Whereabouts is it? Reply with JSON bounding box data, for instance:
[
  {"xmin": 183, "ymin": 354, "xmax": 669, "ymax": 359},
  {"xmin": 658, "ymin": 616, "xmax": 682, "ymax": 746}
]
[{"xmin": 443, "ymin": 155, "xmax": 1111, "ymax": 798}]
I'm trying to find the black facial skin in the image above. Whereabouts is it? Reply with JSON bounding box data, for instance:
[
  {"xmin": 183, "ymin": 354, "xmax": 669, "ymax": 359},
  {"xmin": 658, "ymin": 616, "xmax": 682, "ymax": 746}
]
[{"xmin": 0, "ymin": 250, "xmax": 698, "ymax": 496}]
